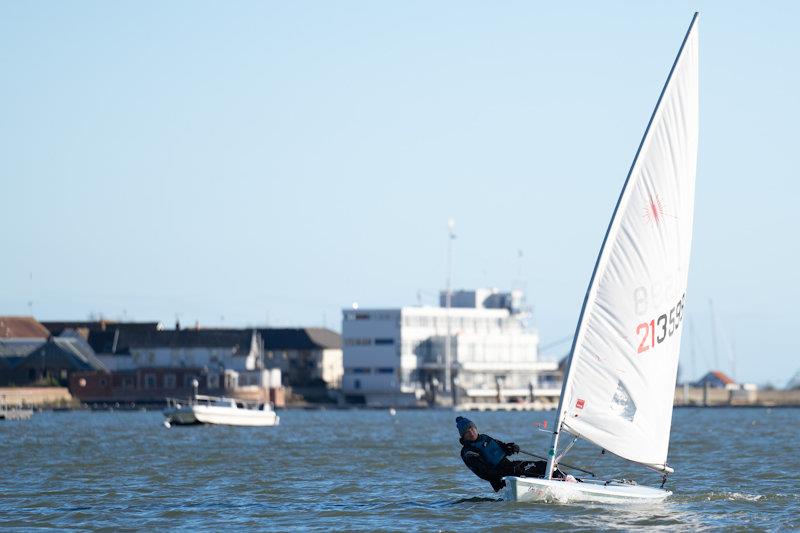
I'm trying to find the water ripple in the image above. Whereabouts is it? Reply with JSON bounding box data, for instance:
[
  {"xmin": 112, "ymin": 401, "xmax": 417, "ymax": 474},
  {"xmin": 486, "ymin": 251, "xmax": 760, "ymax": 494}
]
[{"xmin": 1, "ymin": 408, "xmax": 798, "ymax": 530}]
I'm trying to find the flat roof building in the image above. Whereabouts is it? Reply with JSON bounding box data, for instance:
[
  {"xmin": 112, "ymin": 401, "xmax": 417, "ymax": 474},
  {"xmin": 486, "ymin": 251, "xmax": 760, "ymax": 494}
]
[{"xmin": 341, "ymin": 289, "xmax": 559, "ymax": 407}]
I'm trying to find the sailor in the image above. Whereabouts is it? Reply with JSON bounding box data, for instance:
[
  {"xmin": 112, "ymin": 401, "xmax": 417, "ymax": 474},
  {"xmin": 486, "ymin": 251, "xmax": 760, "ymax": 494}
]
[{"xmin": 456, "ymin": 416, "xmax": 565, "ymax": 491}]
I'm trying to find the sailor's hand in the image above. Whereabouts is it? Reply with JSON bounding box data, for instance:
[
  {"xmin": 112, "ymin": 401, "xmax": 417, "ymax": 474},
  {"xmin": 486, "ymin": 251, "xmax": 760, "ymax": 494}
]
[{"xmin": 506, "ymin": 442, "xmax": 520, "ymax": 454}]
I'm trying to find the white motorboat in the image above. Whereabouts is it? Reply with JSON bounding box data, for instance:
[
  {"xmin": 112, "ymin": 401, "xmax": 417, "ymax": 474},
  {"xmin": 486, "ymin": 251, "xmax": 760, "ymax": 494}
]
[
  {"xmin": 163, "ymin": 394, "xmax": 280, "ymax": 428},
  {"xmin": 505, "ymin": 13, "xmax": 699, "ymax": 503}
]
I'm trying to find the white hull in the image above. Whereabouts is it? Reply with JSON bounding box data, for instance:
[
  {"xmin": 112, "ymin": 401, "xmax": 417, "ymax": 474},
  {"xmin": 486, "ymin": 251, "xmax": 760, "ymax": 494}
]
[
  {"xmin": 503, "ymin": 476, "xmax": 671, "ymax": 504},
  {"xmin": 163, "ymin": 396, "xmax": 279, "ymax": 427},
  {"xmin": 193, "ymin": 405, "xmax": 279, "ymax": 426}
]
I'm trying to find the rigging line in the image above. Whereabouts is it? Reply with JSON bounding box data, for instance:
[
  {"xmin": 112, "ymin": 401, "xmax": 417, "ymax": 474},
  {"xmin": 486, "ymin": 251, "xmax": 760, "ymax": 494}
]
[
  {"xmin": 554, "ymin": 437, "xmax": 578, "ymax": 464},
  {"xmin": 518, "ymin": 449, "xmax": 596, "ymax": 477},
  {"xmin": 539, "ymin": 335, "xmax": 574, "ymax": 352}
]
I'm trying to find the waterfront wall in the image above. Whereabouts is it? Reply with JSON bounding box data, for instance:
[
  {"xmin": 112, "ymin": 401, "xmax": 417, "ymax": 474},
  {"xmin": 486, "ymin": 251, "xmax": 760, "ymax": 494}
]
[
  {"xmin": 3, "ymin": 385, "xmax": 799, "ymax": 409},
  {"xmin": 674, "ymin": 386, "xmax": 800, "ymax": 407},
  {"xmin": 0, "ymin": 387, "xmax": 74, "ymax": 407}
]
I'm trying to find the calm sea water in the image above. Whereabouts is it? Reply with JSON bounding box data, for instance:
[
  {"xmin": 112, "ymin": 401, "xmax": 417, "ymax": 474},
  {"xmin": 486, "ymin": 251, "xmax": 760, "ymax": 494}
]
[{"xmin": 1, "ymin": 407, "xmax": 798, "ymax": 531}]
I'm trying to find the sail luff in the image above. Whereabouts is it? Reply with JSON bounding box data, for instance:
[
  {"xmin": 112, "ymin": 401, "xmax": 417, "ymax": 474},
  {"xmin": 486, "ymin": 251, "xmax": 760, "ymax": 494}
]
[{"xmin": 546, "ymin": 13, "xmax": 699, "ymax": 477}]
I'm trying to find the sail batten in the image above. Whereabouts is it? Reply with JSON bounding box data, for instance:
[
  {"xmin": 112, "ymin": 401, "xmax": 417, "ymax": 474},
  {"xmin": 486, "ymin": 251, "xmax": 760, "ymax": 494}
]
[{"xmin": 549, "ymin": 14, "xmax": 699, "ymax": 472}]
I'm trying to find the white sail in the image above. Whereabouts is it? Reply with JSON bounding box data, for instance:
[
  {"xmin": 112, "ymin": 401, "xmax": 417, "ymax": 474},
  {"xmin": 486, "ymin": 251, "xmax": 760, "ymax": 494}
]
[{"xmin": 555, "ymin": 15, "xmax": 699, "ymax": 472}]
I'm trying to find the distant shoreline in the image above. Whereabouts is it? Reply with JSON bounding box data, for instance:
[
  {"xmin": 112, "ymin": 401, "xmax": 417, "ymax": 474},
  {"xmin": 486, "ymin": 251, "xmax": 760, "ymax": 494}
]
[
  {"xmin": 4, "ymin": 385, "xmax": 800, "ymax": 411},
  {"xmin": 13, "ymin": 403, "xmax": 800, "ymax": 413}
]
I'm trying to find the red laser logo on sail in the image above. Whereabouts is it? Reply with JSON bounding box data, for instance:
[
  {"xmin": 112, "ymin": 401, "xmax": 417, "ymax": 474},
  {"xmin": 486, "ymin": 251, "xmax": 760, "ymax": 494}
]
[{"xmin": 643, "ymin": 195, "xmax": 666, "ymax": 225}]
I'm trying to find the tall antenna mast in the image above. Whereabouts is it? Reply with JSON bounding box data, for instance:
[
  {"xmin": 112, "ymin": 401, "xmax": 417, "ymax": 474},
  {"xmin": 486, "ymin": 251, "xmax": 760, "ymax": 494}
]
[
  {"xmin": 709, "ymin": 299, "xmax": 719, "ymax": 370},
  {"xmin": 444, "ymin": 218, "xmax": 456, "ymax": 399},
  {"xmin": 688, "ymin": 317, "xmax": 697, "ymax": 383}
]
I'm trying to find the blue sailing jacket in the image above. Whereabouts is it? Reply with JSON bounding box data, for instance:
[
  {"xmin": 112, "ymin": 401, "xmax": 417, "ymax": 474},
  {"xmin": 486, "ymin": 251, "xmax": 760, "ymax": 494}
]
[{"xmin": 463, "ymin": 434, "xmax": 507, "ymax": 466}]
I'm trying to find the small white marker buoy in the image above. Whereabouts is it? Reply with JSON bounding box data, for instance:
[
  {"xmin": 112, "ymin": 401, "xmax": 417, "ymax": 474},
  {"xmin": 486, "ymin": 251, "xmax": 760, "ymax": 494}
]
[{"xmin": 389, "ymin": 408, "xmax": 397, "ymax": 416}]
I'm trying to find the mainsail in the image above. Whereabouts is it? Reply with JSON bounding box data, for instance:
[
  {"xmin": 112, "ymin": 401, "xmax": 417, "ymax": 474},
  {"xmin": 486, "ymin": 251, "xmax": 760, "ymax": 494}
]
[{"xmin": 549, "ymin": 14, "xmax": 699, "ymax": 474}]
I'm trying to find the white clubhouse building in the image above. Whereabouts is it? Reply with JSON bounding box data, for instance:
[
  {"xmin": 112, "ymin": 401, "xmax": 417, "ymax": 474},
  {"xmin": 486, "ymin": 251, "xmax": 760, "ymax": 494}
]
[{"xmin": 341, "ymin": 289, "xmax": 560, "ymax": 407}]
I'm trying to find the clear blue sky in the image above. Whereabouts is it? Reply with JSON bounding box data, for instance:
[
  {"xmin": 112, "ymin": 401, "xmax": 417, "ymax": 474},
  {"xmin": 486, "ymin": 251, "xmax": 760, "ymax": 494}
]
[{"xmin": 2, "ymin": 2, "xmax": 798, "ymax": 386}]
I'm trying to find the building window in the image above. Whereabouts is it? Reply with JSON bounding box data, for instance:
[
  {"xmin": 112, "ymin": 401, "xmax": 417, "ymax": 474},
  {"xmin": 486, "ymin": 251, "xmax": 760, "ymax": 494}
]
[
  {"xmin": 164, "ymin": 373, "xmax": 176, "ymax": 389},
  {"xmin": 345, "ymin": 338, "xmax": 371, "ymax": 346},
  {"xmin": 376, "ymin": 367, "xmax": 395, "ymax": 374},
  {"xmin": 122, "ymin": 376, "xmax": 134, "ymax": 389},
  {"xmin": 346, "ymin": 367, "xmax": 371, "ymax": 374},
  {"xmin": 355, "ymin": 314, "xmax": 370, "ymax": 320},
  {"xmin": 354, "ymin": 379, "xmax": 361, "ymax": 389},
  {"xmin": 144, "ymin": 373, "xmax": 157, "ymax": 389},
  {"xmin": 374, "ymin": 338, "xmax": 394, "ymax": 346}
]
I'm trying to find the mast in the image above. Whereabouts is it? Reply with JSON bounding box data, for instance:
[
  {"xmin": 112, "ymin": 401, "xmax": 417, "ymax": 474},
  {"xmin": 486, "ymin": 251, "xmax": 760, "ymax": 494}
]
[{"xmin": 546, "ymin": 12, "xmax": 699, "ymax": 479}]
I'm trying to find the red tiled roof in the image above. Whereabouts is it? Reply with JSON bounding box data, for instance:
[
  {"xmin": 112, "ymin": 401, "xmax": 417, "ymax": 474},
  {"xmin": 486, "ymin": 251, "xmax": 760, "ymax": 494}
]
[
  {"xmin": 0, "ymin": 316, "xmax": 50, "ymax": 339},
  {"xmin": 711, "ymin": 370, "xmax": 735, "ymax": 385}
]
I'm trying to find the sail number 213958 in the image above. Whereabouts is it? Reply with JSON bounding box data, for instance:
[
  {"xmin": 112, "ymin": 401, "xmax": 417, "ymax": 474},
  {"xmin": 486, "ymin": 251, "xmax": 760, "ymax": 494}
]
[{"xmin": 636, "ymin": 293, "xmax": 686, "ymax": 354}]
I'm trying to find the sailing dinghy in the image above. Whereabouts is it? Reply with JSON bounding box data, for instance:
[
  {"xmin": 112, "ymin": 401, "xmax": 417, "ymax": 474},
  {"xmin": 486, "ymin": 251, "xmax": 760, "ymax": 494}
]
[{"xmin": 504, "ymin": 13, "xmax": 699, "ymax": 503}]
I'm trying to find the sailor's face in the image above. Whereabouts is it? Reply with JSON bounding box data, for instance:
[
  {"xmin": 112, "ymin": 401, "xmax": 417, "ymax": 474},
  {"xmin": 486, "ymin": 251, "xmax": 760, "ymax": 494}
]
[{"xmin": 464, "ymin": 426, "xmax": 478, "ymax": 441}]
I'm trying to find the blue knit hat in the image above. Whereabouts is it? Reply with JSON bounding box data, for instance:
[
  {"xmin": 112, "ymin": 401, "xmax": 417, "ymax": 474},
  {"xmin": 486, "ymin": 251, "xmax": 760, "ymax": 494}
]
[{"xmin": 456, "ymin": 416, "xmax": 476, "ymax": 437}]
